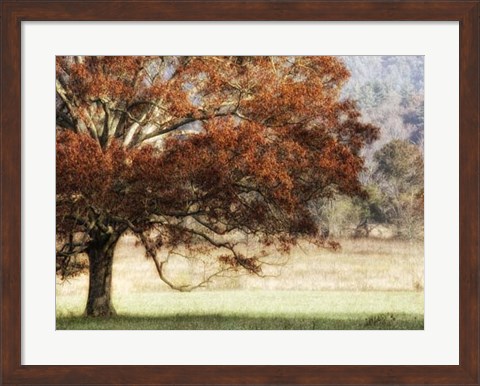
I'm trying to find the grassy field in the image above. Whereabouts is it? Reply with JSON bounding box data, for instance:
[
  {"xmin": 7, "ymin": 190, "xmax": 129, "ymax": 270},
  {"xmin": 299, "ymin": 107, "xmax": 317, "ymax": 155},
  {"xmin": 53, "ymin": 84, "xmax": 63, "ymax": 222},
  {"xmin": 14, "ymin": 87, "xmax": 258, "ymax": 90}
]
[{"xmin": 56, "ymin": 236, "xmax": 424, "ymax": 330}]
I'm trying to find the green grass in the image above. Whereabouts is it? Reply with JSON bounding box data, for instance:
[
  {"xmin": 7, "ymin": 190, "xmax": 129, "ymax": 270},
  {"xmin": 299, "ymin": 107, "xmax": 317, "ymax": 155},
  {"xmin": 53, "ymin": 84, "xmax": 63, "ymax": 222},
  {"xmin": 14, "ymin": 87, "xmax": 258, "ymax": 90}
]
[
  {"xmin": 57, "ymin": 313, "xmax": 423, "ymax": 330},
  {"xmin": 56, "ymin": 290, "xmax": 424, "ymax": 330}
]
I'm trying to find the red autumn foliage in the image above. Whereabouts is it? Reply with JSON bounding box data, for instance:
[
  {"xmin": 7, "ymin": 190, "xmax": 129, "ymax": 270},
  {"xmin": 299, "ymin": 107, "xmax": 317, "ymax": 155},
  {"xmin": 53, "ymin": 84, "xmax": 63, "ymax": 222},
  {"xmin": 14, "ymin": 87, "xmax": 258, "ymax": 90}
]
[{"xmin": 56, "ymin": 56, "xmax": 378, "ymax": 316}]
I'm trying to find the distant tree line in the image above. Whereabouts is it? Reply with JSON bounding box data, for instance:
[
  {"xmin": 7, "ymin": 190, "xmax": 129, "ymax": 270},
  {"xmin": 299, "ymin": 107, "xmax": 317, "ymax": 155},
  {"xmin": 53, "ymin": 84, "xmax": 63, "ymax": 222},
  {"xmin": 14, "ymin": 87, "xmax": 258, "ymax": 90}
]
[{"xmin": 313, "ymin": 57, "xmax": 424, "ymax": 240}]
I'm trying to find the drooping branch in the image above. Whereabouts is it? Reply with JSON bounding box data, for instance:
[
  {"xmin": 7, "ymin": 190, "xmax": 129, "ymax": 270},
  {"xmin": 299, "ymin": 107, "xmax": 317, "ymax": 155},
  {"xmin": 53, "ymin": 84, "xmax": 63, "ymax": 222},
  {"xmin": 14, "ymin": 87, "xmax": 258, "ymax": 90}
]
[{"xmin": 150, "ymin": 251, "xmax": 236, "ymax": 292}]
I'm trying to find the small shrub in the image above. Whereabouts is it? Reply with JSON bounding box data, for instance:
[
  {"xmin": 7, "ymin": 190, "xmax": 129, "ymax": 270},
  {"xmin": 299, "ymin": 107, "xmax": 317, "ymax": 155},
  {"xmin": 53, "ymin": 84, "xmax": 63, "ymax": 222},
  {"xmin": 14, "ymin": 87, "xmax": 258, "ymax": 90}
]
[{"xmin": 364, "ymin": 313, "xmax": 396, "ymax": 328}]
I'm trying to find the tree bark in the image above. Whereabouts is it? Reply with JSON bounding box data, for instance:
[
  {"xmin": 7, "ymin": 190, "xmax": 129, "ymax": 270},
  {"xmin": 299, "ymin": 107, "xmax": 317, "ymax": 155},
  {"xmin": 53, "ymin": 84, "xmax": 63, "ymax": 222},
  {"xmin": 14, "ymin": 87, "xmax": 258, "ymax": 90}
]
[{"xmin": 85, "ymin": 234, "xmax": 118, "ymax": 317}]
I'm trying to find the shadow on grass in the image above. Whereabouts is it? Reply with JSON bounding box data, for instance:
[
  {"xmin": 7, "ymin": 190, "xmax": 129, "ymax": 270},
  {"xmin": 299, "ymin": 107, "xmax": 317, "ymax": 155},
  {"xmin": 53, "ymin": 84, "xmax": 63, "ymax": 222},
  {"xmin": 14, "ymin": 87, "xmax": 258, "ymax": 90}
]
[{"xmin": 57, "ymin": 312, "xmax": 424, "ymax": 330}]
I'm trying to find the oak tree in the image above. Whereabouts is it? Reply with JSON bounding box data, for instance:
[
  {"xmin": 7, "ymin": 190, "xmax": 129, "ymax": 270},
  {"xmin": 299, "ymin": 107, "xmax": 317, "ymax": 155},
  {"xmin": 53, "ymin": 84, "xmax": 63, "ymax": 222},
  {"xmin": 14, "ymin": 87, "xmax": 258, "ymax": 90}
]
[{"xmin": 56, "ymin": 56, "xmax": 378, "ymax": 316}]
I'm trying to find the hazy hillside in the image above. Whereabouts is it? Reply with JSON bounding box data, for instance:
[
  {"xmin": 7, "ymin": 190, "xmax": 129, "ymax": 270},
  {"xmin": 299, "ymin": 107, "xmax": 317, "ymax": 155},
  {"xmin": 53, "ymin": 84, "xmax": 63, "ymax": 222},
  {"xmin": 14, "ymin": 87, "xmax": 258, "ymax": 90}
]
[{"xmin": 341, "ymin": 56, "xmax": 424, "ymax": 159}]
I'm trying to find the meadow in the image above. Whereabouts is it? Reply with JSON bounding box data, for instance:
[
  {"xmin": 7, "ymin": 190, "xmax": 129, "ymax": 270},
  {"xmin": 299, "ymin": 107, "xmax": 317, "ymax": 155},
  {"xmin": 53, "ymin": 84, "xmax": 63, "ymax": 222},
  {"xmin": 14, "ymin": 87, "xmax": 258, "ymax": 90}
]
[{"xmin": 56, "ymin": 235, "xmax": 424, "ymax": 330}]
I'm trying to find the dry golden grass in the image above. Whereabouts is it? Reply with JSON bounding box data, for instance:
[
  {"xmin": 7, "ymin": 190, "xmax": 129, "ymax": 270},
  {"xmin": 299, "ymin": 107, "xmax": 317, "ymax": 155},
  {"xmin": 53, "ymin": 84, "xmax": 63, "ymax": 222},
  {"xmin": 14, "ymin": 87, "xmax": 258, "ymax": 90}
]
[{"xmin": 57, "ymin": 235, "xmax": 423, "ymax": 297}]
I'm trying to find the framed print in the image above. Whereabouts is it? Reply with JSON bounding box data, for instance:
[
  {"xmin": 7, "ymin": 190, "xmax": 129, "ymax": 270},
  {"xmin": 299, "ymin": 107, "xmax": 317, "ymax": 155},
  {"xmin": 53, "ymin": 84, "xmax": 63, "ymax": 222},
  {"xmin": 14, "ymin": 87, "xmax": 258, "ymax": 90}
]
[{"xmin": 1, "ymin": 1, "xmax": 479, "ymax": 385}]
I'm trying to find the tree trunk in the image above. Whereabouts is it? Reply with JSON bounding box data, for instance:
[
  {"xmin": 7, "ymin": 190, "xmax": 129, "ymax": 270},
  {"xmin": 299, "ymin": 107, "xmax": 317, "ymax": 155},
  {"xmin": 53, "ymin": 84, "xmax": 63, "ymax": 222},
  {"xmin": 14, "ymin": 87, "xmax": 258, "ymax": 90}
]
[{"xmin": 85, "ymin": 234, "xmax": 118, "ymax": 317}]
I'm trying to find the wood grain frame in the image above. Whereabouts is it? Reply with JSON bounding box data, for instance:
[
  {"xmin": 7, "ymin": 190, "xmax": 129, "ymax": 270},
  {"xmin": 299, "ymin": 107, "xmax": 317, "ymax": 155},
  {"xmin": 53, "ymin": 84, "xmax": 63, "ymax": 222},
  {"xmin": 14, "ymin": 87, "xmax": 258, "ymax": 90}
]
[{"xmin": 1, "ymin": 1, "xmax": 479, "ymax": 385}]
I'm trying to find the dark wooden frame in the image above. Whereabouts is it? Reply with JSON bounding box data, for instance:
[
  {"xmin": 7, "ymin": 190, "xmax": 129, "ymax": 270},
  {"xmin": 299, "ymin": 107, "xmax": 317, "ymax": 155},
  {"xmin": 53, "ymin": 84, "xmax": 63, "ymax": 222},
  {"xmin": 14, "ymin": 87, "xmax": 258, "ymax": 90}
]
[{"xmin": 1, "ymin": 1, "xmax": 478, "ymax": 385}]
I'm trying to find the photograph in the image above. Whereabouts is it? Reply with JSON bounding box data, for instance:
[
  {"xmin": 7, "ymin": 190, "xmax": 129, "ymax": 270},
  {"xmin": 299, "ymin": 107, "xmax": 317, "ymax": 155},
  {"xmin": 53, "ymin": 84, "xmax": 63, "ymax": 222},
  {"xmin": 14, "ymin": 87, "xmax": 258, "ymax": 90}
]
[{"xmin": 55, "ymin": 55, "xmax": 424, "ymax": 330}]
